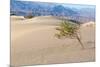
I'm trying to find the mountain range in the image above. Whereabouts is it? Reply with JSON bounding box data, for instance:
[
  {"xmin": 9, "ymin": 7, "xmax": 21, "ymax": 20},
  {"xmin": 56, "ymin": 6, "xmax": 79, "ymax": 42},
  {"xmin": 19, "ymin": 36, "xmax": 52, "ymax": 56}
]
[{"xmin": 10, "ymin": 0, "xmax": 96, "ymax": 22}]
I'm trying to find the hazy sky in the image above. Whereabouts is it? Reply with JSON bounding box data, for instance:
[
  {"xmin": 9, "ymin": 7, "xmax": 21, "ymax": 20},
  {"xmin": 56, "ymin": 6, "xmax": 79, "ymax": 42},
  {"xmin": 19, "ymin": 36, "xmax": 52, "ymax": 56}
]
[{"xmin": 19, "ymin": 0, "xmax": 96, "ymax": 5}]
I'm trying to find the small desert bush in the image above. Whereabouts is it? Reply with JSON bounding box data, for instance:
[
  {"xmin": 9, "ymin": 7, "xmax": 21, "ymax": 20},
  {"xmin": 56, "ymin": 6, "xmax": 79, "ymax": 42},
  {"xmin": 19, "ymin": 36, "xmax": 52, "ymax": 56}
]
[
  {"xmin": 55, "ymin": 20, "xmax": 84, "ymax": 49},
  {"xmin": 24, "ymin": 10, "xmax": 34, "ymax": 19},
  {"xmin": 24, "ymin": 15, "xmax": 34, "ymax": 19}
]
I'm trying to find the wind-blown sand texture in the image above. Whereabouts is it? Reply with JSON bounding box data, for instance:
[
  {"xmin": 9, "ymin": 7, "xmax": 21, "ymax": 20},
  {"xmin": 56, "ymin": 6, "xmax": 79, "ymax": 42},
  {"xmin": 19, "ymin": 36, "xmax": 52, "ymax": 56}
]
[{"xmin": 11, "ymin": 16, "xmax": 95, "ymax": 66}]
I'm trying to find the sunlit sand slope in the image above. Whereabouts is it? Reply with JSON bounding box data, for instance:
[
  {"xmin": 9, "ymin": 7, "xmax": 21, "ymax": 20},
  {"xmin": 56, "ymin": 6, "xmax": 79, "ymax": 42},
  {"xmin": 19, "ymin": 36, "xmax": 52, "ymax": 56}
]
[{"xmin": 11, "ymin": 16, "xmax": 95, "ymax": 66}]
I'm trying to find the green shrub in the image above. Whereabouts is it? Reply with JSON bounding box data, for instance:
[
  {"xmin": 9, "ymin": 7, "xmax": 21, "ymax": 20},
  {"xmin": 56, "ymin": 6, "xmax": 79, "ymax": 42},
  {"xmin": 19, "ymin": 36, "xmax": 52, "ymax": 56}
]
[{"xmin": 55, "ymin": 20, "xmax": 84, "ymax": 49}]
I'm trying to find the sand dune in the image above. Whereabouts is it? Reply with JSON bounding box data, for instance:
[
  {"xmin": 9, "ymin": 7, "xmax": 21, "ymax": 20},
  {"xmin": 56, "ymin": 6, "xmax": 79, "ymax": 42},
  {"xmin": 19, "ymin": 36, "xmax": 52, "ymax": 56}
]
[
  {"xmin": 11, "ymin": 16, "xmax": 95, "ymax": 66},
  {"xmin": 81, "ymin": 21, "xmax": 95, "ymax": 27}
]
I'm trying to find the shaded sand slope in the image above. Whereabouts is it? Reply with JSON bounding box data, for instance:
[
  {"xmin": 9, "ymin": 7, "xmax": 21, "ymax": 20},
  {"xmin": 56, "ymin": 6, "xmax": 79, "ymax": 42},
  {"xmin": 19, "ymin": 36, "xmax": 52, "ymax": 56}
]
[{"xmin": 11, "ymin": 16, "xmax": 95, "ymax": 66}]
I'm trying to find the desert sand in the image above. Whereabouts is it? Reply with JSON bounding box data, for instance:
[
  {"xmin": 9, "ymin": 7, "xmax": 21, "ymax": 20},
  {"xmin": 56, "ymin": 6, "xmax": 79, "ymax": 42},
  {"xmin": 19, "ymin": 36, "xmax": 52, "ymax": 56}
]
[{"xmin": 11, "ymin": 16, "xmax": 95, "ymax": 66}]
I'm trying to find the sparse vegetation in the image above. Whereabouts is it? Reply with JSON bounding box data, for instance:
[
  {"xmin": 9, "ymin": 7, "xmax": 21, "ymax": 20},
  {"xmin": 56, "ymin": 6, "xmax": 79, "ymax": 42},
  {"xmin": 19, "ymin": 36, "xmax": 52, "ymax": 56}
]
[
  {"xmin": 55, "ymin": 20, "xmax": 84, "ymax": 49},
  {"xmin": 24, "ymin": 15, "xmax": 34, "ymax": 19},
  {"xmin": 24, "ymin": 10, "xmax": 34, "ymax": 19}
]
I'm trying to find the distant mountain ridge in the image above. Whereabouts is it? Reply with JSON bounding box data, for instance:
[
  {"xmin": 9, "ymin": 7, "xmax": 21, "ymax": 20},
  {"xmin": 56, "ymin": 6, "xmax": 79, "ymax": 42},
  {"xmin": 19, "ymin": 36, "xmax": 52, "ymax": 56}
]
[
  {"xmin": 10, "ymin": 0, "xmax": 77, "ymax": 16},
  {"xmin": 10, "ymin": 0, "xmax": 96, "ymax": 22}
]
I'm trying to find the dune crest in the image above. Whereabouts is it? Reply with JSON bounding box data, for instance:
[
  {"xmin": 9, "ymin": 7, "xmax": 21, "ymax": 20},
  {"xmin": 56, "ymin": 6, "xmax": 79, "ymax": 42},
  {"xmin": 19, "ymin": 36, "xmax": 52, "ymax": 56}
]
[{"xmin": 81, "ymin": 21, "xmax": 95, "ymax": 27}]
